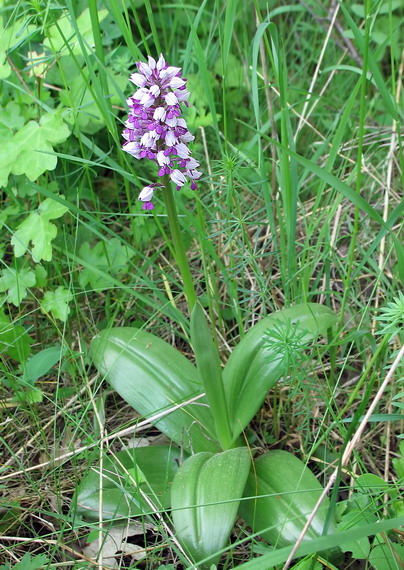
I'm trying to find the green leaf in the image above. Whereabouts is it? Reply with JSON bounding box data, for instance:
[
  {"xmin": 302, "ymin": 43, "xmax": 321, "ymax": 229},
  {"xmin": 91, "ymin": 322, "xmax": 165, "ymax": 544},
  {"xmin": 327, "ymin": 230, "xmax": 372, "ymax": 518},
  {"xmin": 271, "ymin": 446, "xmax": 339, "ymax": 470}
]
[
  {"xmin": 43, "ymin": 8, "xmax": 108, "ymax": 55},
  {"xmin": 223, "ymin": 304, "xmax": 337, "ymax": 439},
  {"xmin": 171, "ymin": 447, "xmax": 250, "ymax": 567},
  {"xmin": 90, "ymin": 327, "xmax": 219, "ymax": 454},
  {"xmin": 15, "ymin": 386, "xmax": 43, "ymax": 404},
  {"xmin": 0, "ymin": 552, "xmax": 48, "ymax": 570},
  {"xmin": 0, "ymin": 504, "xmax": 20, "ymax": 534},
  {"xmin": 191, "ymin": 302, "xmax": 232, "ymax": 450},
  {"xmin": 0, "ymin": 112, "xmax": 70, "ymax": 188},
  {"xmin": 0, "ymin": 102, "xmax": 24, "ymax": 131},
  {"xmin": 0, "ymin": 309, "xmax": 32, "ymax": 362},
  {"xmin": 392, "ymin": 441, "xmax": 404, "ymax": 480},
  {"xmin": 240, "ymin": 450, "xmax": 337, "ymax": 549},
  {"xmin": 0, "ymin": 205, "xmax": 19, "ymax": 230},
  {"xmin": 79, "ymin": 239, "xmax": 133, "ymax": 290},
  {"xmin": 14, "ymin": 113, "xmax": 70, "ymax": 179},
  {"xmin": 235, "ymin": 518, "xmax": 403, "ymax": 569},
  {"xmin": 0, "ymin": 15, "xmax": 36, "ymax": 52},
  {"xmin": 354, "ymin": 474, "xmax": 390, "ymax": 495},
  {"xmin": 0, "ymin": 267, "xmax": 36, "ymax": 307},
  {"xmin": 339, "ymin": 3, "xmax": 398, "ymax": 119},
  {"xmin": 369, "ymin": 542, "xmax": 404, "ymax": 570},
  {"xmin": 76, "ymin": 446, "xmax": 183, "ymax": 521},
  {"xmin": 34, "ymin": 265, "xmax": 47, "ymax": 287},
  {"xmin": 40, "ymin": 286, "xmax": 73, "ymax": 322},
  {"xmin": 12, "ymin": 196, "xmax": 69, "ymax": 262},
  {"xmin": 0, "ymin": 50, "xmax": 11, "ymax": 79},
  {"xmin": 337, "ymin": 509, "xmax": 371, "ymax": 559},
  {"xmin": 23, "ymin": 345, "xmax": 63, "ymax": 385},
  {"xmin": 289, "ymin": 555, "xmax": 323, "ymax": 570},
  {"xmin": 336, "ymin": 493, "xmax": 377, "ymax": 559}
]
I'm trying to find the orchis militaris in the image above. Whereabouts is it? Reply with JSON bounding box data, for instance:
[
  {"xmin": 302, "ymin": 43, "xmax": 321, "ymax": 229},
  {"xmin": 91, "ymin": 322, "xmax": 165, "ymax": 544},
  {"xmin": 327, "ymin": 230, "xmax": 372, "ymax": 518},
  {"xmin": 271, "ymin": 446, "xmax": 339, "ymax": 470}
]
[{"xmin": 122, "ymin": 54, "xmax": 202, "ymax": 211}]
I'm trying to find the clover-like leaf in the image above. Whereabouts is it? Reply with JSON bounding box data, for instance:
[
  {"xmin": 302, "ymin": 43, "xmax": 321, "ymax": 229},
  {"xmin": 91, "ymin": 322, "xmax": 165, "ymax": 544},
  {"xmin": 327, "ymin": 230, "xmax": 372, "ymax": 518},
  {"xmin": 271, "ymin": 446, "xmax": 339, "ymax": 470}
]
[
  {"xmin": 40, "ymin": 286, "xmax": 73, "ymax": 322},
  {"xmin": 12, "ymin": 196, "xmax": 69, "ymax": 262},
  {"xmin": 0, "ymin": 102, "xmax": 25, "ymax": 131},
  {"xmin": 0, "ymin": 112, "xmax": 70, "ymax": 188},
  {"xmin": 79, "ymin": 239, "xmax": 133, "ymax": 290},
  {"xmin": 0, "ymin": 267, "xmax": 36, "ymax": 307},
  {"xmin": 12, "ymin": 113, "xmax": 70, "ymax": 181}
]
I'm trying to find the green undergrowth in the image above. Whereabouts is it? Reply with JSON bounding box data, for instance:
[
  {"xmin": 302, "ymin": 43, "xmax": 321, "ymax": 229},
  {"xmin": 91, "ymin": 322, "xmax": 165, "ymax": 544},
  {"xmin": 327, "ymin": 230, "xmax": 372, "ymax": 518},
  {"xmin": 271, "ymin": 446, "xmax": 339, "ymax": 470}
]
[{"xmin": 0, "ymin": 0, "xmax": 402, "ymax": 568}]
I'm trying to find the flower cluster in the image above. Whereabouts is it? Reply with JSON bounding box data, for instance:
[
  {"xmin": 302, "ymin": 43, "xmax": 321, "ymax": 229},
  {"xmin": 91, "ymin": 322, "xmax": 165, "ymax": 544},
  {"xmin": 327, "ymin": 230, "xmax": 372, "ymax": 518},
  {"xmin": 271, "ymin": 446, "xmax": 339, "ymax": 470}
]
[{"xmin": 122, "ymin": 54, "xmax": 202, "ymax": 210}]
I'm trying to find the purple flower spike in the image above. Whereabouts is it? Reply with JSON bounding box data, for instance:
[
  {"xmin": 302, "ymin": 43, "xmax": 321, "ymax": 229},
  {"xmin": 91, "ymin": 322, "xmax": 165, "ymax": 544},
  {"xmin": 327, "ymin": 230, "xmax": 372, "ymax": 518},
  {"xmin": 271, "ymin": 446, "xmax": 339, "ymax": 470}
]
[{"xmin": 122, "ymin": 54, "xmax": 201, "ymax": 210}]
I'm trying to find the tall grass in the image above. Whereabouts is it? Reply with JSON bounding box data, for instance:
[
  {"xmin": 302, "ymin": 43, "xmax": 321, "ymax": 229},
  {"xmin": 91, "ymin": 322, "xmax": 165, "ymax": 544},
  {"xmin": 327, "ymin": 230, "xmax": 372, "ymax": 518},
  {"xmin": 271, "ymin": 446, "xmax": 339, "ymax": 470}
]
[{"xmin": 0, "ymin": 0, "xmax": 402, "ymax": 568}]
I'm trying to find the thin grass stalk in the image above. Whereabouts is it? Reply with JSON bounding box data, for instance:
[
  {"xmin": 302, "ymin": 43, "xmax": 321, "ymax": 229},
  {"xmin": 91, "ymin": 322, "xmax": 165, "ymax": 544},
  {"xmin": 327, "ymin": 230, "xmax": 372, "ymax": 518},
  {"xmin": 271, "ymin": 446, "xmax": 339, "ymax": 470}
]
[{"xmin": 338, "ymin": 0, "xmax": 371, "ymax": 328}]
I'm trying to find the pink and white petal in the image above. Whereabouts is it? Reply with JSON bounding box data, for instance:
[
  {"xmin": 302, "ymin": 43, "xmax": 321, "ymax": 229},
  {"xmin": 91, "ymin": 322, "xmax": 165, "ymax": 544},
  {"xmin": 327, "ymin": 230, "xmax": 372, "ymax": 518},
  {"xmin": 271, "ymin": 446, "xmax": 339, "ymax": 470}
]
[
  {"xmin": 138, "ymin": 62, "xmax": 152, "ymax": 78},
  {"xmin": 156, "ymin": 54, "xmax": 166, "ymax": 71},
  {"xmin": 170, "ymin": 77, "xmax": 186, "ymax": 89},
  {"xmin": 138, "ymin": 186, "xmax": 154, "ymax": 201},
  {"xmin": 165, "ymin": 116, "xmax": 177, "ymax": 127},
  {"xmin": 147, "ymin": 56, "xmax": 156, "ymax": 70},
  {"xmin": 170, "ymin": 169, "xmax": 186, "ymax": 186},
  {"xmin": 164, "ymin": 92, "xmax": 178, "ymax": 106},
  {"xmin": 153, "ymin": 107, "xmax": 166, "ymax": 121},
  {"xmin": 160, "ymin": 66, "xmax": 181, "ymax": 79},
  {"xmin": 130, "ymin": 73, "xmax": 147, "ymax": 87}
]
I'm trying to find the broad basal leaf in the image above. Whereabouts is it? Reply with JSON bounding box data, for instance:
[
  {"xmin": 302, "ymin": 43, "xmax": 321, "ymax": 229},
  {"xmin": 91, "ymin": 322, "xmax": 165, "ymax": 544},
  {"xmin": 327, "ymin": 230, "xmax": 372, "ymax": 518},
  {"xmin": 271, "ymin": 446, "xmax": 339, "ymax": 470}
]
[
  {"xmin": 240, "ymin": 450, "xmax": 337, "ymax": 549},
  {"xmin": 76, "ymin": 446, "xmax": 183, "ymax": 521},
  {"xmin": 90, "ymin": 328, "xmax": 219, "ymax": 454},
  {"xmin": 171, "ymin": 447, "xmax": 250, "ymax": 567},
  {"xmin": 12, "ymin": 196, "xmax": 69, "ymax": 262},
  {"xmin": 223, "ymin": 303, "xmax": 337, "ymax": 440}
]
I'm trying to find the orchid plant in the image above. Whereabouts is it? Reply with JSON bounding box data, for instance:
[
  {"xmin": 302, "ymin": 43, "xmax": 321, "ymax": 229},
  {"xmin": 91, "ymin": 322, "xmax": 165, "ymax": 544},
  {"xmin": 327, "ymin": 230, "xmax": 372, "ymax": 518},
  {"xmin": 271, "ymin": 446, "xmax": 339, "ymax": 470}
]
[{"xmin": 77, "ymin": 55, "xmax": 342, "ymax": 568}]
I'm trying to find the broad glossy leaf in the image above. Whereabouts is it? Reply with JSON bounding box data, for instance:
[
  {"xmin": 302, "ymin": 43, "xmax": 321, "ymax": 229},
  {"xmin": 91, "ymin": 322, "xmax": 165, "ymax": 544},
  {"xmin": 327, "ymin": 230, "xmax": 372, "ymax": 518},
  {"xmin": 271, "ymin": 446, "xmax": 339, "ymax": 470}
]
[
  {"xmin": 76, "ymin": 445, "xmax": 183, "ymax": 521},
  {"xmin": 240, "ymin": 450, "xmax": 337, "ymax": 548},
  {"xmin": 90, "ymin": 328, "xmax": 219, "ymax": 453},
  {"xmin": 223, "ymin": 303, "xmax": 337, "ymax": 439},
  {"xmin": 171, "ymin": 447, "xmax": 250, "ymax": 567}
]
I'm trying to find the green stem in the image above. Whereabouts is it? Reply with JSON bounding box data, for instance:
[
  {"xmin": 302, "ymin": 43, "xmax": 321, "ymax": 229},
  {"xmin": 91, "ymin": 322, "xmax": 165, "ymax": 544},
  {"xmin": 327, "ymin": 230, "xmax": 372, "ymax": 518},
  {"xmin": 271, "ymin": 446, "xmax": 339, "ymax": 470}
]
[{"xmin": 162, "ymin": 176, "xmax": 197, "ymax": 311}]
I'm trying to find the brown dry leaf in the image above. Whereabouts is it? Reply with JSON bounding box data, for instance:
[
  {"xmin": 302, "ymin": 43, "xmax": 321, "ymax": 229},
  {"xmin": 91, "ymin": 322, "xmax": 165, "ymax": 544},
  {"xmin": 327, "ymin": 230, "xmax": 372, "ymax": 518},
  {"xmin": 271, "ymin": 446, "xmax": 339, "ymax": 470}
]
[{"xmin": 83, "ymin": 522, "xmax": 153, "ymax": 568}]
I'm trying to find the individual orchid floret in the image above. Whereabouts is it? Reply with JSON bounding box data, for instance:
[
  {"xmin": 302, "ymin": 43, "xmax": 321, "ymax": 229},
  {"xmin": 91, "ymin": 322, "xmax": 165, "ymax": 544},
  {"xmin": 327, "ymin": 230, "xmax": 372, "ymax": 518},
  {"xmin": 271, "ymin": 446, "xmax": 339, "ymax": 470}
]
[
  {"xmin": 138, "ymin": 184, "xmax": 163, "ymax": 211},
  {"xmin": 122, "ymin": 54, "xmax": 201, "ymax": 209}
]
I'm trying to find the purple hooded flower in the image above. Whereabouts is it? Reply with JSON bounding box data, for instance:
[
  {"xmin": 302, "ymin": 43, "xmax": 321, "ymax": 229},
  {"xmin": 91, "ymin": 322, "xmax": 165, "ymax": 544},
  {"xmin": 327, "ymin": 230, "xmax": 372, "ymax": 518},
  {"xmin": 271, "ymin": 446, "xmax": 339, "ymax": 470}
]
[{"xmin": 122, "ymin": 54, "xmax": 201, "ymax": 210}]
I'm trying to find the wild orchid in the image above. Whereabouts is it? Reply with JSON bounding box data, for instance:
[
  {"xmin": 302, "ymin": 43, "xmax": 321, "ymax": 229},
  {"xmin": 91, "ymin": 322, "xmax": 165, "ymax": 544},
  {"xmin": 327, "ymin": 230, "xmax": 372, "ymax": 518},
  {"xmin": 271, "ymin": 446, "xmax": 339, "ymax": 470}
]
[{"xmin": 122, "ymin": 54, "xmax": 201, "ymax": 211}]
